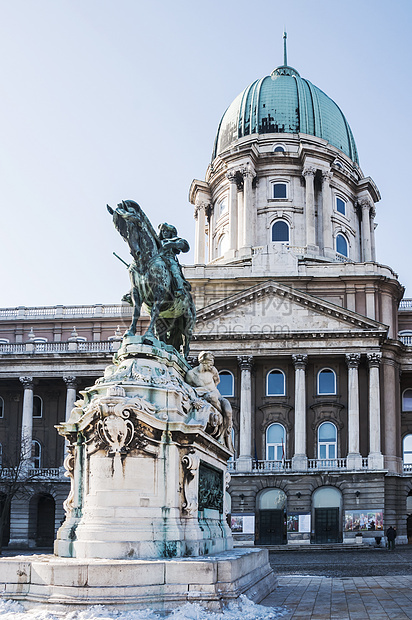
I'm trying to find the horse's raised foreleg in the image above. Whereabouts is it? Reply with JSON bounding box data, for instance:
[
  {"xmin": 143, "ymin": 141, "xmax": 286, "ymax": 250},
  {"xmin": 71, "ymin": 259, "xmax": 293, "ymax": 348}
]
[{"xmin": 126, "ymin": 286, "xmax": 141, "ymax": 336}]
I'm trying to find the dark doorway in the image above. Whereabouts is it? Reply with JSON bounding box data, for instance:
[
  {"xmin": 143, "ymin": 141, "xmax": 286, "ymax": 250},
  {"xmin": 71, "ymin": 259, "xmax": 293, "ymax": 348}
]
[
  {"xmin": 314, "ymin": 507, "xmax": 340, "ymax": 544},
  {"xmin": 0, "ymin": 493, "xmax": 10, "ymax": 546},
  {"xmin": 407, "ymin": 514, "xmax": 412, "ymax": 544},
  {"xmin": 36, "ymin": 494, "xmax": 55, "ymax": 547},
  {"xmin": 257, "ymin": 509, "xmax": 286, "ymax": 545}
]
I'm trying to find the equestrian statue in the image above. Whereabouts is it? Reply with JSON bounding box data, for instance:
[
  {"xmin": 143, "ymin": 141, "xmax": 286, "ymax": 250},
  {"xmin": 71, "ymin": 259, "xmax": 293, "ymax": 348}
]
[{"xmin": 107, "ymin": 200, "xmax": 196, "ymax": 358}]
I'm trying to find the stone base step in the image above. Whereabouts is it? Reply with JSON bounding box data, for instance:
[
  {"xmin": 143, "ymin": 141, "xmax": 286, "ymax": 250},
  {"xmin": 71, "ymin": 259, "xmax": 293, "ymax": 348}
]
[{"xmin": 0, "ymin": 548, "xmax": 277, "ymax": 612}]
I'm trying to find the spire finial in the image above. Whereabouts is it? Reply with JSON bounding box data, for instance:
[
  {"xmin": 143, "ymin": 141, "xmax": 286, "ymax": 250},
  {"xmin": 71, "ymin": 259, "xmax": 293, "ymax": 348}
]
[{"xmin": 283, "ymin": 30, "xmax": 287, "ymax": 66}]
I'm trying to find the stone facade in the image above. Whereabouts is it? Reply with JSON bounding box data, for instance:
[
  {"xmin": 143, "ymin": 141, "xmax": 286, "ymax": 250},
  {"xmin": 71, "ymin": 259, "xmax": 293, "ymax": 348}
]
[{"xmin": 1, "ymin": 60, "xmax": 412, "ymax": 550}]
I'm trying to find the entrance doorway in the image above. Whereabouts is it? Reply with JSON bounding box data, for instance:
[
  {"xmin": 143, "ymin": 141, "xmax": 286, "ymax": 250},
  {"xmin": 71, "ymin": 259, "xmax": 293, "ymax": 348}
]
[
  {"xmin": 407, "ymin": 491, "xmax": 412, "ymax": 543},
  {"xmin": 312, "ymin": 486, "xmax": 342, "ymax": 544},
  {"xmin": 0, "ymin": 493, "xmax": 10, "ymax": 547},
  {"xmin": 314, "ymin": 508, "xmax": 340, "ymax": 544},
  {"xmin": 37, "ymin": 494, "xmax": 55, "ymax": 546},
  {"xmin": 29, "ymin": 493, "xmax": 56, "ymax": 547},
  {"xmin": 256, "ymin": 488, "xmax": 287, "ymax": 545}
]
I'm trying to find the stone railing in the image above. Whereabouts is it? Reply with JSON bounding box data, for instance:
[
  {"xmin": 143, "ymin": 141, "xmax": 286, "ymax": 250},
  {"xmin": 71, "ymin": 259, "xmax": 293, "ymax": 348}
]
[
  {"xmin": 228, "ymin": 457, "xmax": 375, "ymax": 473},
  {"xmin": 252, "ymin": 459, "xmax": 292, "ymax": 472},
  {"xmin": 399, "ymin": 335, "xmax": 412, "ymax": 346},
  {"xmin": 0, "ymin": 304, "xmax": 134, "ymax": 320},
  {"xmin": 403, "ymin": 463, "xmax": 412, "ymax": 473},
  {"xmin": 28, "ymin": 468, "xmax": 62, "ymax": 479},
  {"xmin": 308, "ymin": 458, "xmax": 347, "ymax": 470},
  {"xmin": 399, "ymin": 299, "xmax": 412, "ymax": 310},
  {"xmin": 0, "ymin": 341, "xmax": 119, "ymax": 355}
]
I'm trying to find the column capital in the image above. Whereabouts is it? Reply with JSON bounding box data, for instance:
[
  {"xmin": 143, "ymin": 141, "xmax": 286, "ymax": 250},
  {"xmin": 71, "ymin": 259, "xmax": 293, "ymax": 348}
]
[
  {"xmin": 321, "ymin": 170, "xmax": 333, "ymax": 183},
  {"xmin": 239, "ymin": 164, "xmax": 256, "ymax": 179},
  {"xmin": 367, "ymin": 352, "xmax": 382, "ymax": 368},
  {"xmin": 357, "ymin": 197, "xmax": 372, "ymax": 211},
  {"xmin": 237, "ymin": 355, "xmax": 253, "ymax": 370},
  {"xmin": 63, "ymin": 375, "xmax": 78, "ymax": 389},
  {"xmin": 194, "ymin": 200, "xmax": 209, "ymax": 214},
  {"xmin": 302, "ymin": 166, "xmax": 316, "ymax": 178},
  {"xmin": 292, "ymin": 354, "xmax": 308, "ymax": 370},
  {"xmin": 226, "ymin": 170, "xmax": 238, "ymax": 184},
  {"xmin": 346, "ymin": 353, "xmax": 361, "ymax": 368},
  {"xmin": 19, "ymin": 376, "xmax": 34, "ymax": 389}
]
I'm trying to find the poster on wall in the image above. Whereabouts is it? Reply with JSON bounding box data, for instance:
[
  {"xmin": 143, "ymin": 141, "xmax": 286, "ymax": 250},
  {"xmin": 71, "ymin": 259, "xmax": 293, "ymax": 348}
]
[
  {"xmin": 344, "ymin": 510, "xmax": 384, "ymax": 531},
  {"xmin": 231, "ymin": 514, "xmax": 255, "ymax": 534},
  {"xmin": 299, "ymin": 513, "xmax": 311, "ymax": 533},
  {"xmin": 287, "ymin": 513, "xmax": 311, "ymax": 533}
]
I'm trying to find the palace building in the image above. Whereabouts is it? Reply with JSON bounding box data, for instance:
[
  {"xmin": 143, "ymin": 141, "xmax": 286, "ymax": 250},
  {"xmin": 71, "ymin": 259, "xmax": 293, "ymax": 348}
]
[{"xmin": 1, "ymin": 47, "xmax": 412, "ymax": 547}]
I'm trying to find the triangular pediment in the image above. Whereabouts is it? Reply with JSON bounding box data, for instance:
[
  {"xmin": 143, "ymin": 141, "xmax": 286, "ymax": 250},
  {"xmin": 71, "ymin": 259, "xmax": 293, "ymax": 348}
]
[{"xmin": 194, "ymin": 281, "xmax": 387, "ymax": 339}]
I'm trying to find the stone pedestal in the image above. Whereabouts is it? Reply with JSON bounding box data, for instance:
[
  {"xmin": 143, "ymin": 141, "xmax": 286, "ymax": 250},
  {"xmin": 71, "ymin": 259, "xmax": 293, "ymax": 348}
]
[
  {"xmin": 55, "ymin": 337, "xmax": 233, "ymax": 560},
  {"xmin": 3, "ymin": 336, "xmax": 276, "ymax": 611}
]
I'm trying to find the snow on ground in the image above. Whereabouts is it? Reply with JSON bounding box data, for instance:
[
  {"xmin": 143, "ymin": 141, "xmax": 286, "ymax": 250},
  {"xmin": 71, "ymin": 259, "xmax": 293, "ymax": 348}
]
[{"xmin": 0, "ymin": 597, "xmax": 288, "ymax": 620}]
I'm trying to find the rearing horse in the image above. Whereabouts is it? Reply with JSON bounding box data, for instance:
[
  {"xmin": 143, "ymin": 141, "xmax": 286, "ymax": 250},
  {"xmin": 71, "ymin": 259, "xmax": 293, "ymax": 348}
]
[{"xmin": 107, "ymin": 200, "xmax": 196, "ymax": 358}]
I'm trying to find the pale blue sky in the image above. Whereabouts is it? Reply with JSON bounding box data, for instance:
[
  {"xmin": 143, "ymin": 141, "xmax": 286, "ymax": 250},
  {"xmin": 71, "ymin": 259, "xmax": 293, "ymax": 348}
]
[{"xmin": 0, "ymin": 0, "xmax": 411, "ymax": 307}]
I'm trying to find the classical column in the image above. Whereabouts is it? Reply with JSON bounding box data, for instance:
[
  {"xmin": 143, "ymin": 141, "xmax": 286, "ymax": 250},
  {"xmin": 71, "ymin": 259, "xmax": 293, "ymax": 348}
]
[
  {"xmin": 321, "ymin": 171, "xmax": 333, "ymax": 254},
  {"xmin": 303, "ymin": 167, "xmax": 316, "ymax": 248},
  {"xmin": 241, "ymin": 165, "xmax": 255, "ymax": 249},
  {"xmin": 367, "ymin": 352, "xmax": 384, "ymax": 469},
  {"xmin": 194, "ymin": 201, "xmax": 207, "ymax": 264},
  {"xmin": 292, "ymin": 354, "xmax": 308, "ymax": 470},
  {"xmin": 237, "ymin": 355, "xmax": 253, "ymax": 472},
  {"xmin": 226, "ymin": 170, "xmax": 238, "ymax": 253},
  {"xmin": 63, "ymin": 376, "xmax": 78, "ymax": 422},
  {"xmin": 19, "ymin": 377, "xmax": 34, "ymax": 465},
  {"xmin": 382, "ymin": 359, "xmax": 401, "ymax": 473},
  {"xmin": 360, "ymin": 199, "xmax": 372, "ymax": 262},
  {"xmin": 345, "ymin": 353, "xmax": 362, "ymax": 469},
  {"xmin": 370, "ymin": 207, "xmax": 377, "ymax": 262}
]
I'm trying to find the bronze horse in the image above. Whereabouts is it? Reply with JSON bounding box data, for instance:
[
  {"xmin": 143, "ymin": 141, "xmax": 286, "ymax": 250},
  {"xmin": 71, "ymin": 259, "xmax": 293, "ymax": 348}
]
[{"xmin": 107, "ymin": 200, "xmax": 196, "ymax": 358}]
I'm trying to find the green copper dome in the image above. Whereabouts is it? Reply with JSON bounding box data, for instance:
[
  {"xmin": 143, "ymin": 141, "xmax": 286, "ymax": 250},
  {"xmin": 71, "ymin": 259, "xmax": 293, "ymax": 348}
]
[{"xmin": 213, "ymin": 65, "xmax": 359, "ymax": 164}]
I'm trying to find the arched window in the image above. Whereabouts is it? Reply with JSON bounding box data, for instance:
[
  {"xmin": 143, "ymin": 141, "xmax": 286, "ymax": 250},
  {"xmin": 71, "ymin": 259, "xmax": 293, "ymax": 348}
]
[
  {"xmin": 317, "ymin": 368, "xmax": 336, "ymax": 395},
  {"xmin": 218, "ymin": 371, "xmax": 234, "ymax": 397},
  {"xmin": 258, "ymin": 488, "xmax": 287, "ymax": 510},
  {"xmin": 318, "ymin": 422, "xmax": 337, "ymax": 460},
  {"xmin": 0, "ymin": 396, "xmax": 3, "ymax": 419},
  {"xmin": 336, "ymin": 197, "xmax": 346, "ymax": 215},
  {"xmin": 266, "ymin": 369, "xmax": 286, "ymax": 396},
  {"xmin": 33, "ymin": 395, "xmax": 43, "ymax": 419},
  {"xmin": 32, "ymin": 440, "xmax": 41, "ymax": 469},
  {"xmin": 218, "ymin": 197, "xmax": 228, "ymax": 217},
  {"xmin": 273, "ymin": 144, "xmax": 285, "ymax": 153},
  {"xmin": 0, "ymin": 339, "xmax": 10, "ymax": 344},
  {"xmin": 271, "ymin": 221, "xmax": 289, "ymax": 243},
  {"xmin": 217, "ymin": 233, "xmax": 229, "ymax": 257},
  {"xmin": 273, "ymin": 182, "xmax": 287, "ymax": 199},
  {"xmin": 336, "ymin": 233, "xmax": 348, "ymax": 257},
  {"xmin": 403, "ymin": 389, "xmax": 412, "ymax": 412},
  {"xmin": 403, "ymin": 435, "xmax": 412, "ymax": 465},
  {"xmin": 266, "ymin": 423, "xmax": 286, "ymax": 461}
]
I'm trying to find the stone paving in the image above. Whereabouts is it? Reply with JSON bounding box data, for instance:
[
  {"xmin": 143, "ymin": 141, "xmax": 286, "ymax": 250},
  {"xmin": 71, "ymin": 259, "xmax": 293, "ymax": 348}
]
[
  {"xmin": 261, "ymin": 546, "xmax": 412, "ymax": 619},
  {"xmin": 262, "ymin": 575, "xmax": 412, "ymax": 619}
]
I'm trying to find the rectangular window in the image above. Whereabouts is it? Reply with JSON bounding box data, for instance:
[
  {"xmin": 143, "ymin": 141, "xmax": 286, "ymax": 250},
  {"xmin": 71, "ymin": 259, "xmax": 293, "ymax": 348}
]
[
  {"xmin": 336, "ymin": 197, "xmax": 346, "ymax": 215},
  {"xmin": 273, "ymin": 183, "xmax": 287, "ymax": 199}
]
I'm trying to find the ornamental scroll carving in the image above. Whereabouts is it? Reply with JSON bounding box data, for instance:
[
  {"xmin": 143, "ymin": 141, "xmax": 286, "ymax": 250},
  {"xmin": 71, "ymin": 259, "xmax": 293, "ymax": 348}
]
[{"xmin": 181, "ymin": 452, "xmax": 199, "ymax": 516}]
